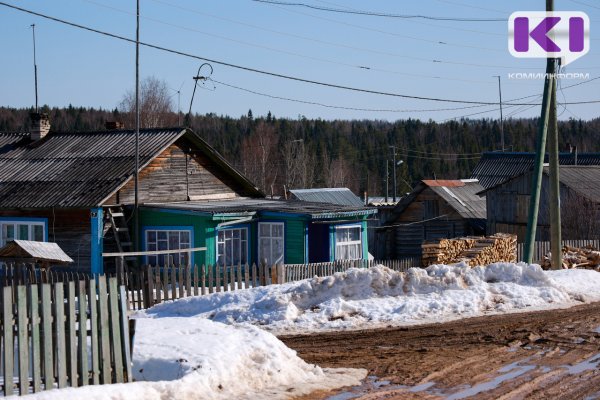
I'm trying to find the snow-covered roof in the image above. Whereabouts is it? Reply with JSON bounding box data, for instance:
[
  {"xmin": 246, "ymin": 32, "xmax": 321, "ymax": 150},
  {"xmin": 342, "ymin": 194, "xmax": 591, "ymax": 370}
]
[{"xmin": 0, "ymin": 240, "xmax": 73, "ymax": 263}]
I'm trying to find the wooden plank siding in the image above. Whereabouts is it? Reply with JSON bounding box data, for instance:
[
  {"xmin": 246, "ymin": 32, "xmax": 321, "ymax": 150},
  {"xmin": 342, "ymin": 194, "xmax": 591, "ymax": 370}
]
[
  {"xmin": 105, "ymin": 139, "xmax": 244, "ymax": 205},
  {"xmin": 0, "ymin": 209, "xmax": 91, "ymax": 271},
  {"xmin": 391, "ymin": 188, "xmax": 476, "ymax": 258}
]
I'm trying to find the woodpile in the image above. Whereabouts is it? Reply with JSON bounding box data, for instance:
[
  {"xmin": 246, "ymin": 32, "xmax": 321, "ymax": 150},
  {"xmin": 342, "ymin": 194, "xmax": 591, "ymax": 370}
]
[
  {"xmin": 541, "ymin": 245, "xmax": 600, "ymax": 270},
  {"xmin": 422, "ymin": 233, "xmax": 517, "ymax": 267}
]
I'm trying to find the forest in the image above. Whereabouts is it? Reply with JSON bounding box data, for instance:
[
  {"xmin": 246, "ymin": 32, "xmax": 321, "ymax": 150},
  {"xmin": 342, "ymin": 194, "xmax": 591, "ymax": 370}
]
[{"xmin": 1, "ymin": 105, "xmax": 599, "ymax": 197}]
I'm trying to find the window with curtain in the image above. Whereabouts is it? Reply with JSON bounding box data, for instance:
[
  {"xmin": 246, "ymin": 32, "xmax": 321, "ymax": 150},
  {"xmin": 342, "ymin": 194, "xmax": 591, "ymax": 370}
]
[
  {"xmin": 217, "ymin": 227, "xmax": 248, "ymax": 266},
  {"xmin": 334, "ymin": 224, "xmax": 362, "ymax": 260},
  {"xmin": 0, "ymin": 220, "xmax": 45, "ymax": 247},
  {"xmin": 258, "ymin": 222, "xmax": 284, "ymax": 265},
  {"xmin": 145, "ymin": 229, "xmax": 191, "ymax": 266}
]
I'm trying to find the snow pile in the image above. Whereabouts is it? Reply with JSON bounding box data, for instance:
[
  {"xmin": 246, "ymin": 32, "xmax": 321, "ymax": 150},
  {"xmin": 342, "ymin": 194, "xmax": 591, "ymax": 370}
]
[
  {"xmin": 19, "ymin": 318, "xmax": 365, "ymax": 400},
  {"xmin": 142, "ymin": 263, "xmax": 600, "ymax": 334}
]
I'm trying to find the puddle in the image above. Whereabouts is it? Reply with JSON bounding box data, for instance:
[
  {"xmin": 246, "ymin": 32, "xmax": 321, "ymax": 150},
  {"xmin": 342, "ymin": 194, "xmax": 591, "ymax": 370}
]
[
  {"xmin": 325, "ymin": 376, "xmax": 436, "ymax": 399},
  {"xmin": 563, "ymin": 353, "xmax": 600, "ymax": 375},
  {"xmin": 444, "ymin": 360, "xmax": 535, "ymax": 400}
]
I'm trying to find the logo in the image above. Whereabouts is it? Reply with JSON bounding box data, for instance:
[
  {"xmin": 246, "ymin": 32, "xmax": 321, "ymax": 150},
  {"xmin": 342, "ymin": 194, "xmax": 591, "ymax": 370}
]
[{"xmin": 509, "ymin": 12, "xmax": 590, "ymax": 66}]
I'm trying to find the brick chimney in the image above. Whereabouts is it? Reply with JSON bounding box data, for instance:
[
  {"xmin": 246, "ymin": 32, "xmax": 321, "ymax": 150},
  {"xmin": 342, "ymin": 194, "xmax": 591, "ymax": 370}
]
[{"xmin": 30, "ymin": 112, "xmax": 50, "ymax": 140}]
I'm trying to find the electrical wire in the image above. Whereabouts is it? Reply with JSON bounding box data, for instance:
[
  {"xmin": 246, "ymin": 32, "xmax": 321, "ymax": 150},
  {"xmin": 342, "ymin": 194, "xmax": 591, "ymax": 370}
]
[
  {"xmin": 251, "ymin": 0, "xmax": 507, "ymax": 21},
  {"xmin": 149, "ymin": 0, "xmax": 504, "ymax": 54},
  {"xmin": 3, "ymin": 2, "xmax": 600, "ymax": 107}
]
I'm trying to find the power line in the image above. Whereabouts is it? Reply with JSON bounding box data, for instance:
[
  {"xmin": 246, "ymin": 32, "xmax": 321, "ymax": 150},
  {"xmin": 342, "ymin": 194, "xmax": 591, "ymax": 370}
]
[
  {"xmin": 84, "ymin": 0, "xmax": 498, "ymax": 84},
  {"xmin": 251, "ymin": 0, "xmax": 507, "ymax": 21},
  {"xmin": 3, "ymin": 2, "xmax": 600, "ymax": 107},
  {"xmin": 149, "ymin": 0, "xmax": 504, "ymax": 55}
]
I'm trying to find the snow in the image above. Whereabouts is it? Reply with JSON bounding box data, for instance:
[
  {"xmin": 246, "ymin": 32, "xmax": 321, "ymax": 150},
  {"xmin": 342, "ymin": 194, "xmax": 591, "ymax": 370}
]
[
  {"xmin": 141, "ymin": 263, "xmax": 600, "ymax": 334},
  {"xmin": 17, "ymin": 318, "xmax": 365, "ymax": 400},
  {"xmin": 16, "ymin": 262, "xmax": 600, "ymax": 399}
]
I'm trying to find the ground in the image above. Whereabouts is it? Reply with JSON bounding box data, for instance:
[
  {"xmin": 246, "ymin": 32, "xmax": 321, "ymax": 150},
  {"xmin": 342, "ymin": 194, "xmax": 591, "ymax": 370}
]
[{"xmin": 282, "ymin": 301, "xmax": 600, "ymax": 399}]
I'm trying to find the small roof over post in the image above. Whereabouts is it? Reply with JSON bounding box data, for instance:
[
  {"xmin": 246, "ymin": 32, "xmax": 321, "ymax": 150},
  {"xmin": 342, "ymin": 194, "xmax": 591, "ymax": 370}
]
[{"xmin": 0, "ymin": 240, "xmax": 73, "ymax": 266}]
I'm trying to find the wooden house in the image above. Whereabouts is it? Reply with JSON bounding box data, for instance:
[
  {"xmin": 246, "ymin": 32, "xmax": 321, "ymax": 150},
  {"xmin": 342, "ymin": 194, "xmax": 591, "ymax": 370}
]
[
  {"xmin": 471, "ymin": 151, "xmax": 600, "ymax": 189},
  {"xmin": 0, "ymin": 114, "xmax": 374, "ymax": 273},
  {"xmin": 482, "ymin": 165, "xmax": 600, "ymax": 241},
  {"xmin": 381, "ymin": 179, "xmax": 486, "ymax": 258}
]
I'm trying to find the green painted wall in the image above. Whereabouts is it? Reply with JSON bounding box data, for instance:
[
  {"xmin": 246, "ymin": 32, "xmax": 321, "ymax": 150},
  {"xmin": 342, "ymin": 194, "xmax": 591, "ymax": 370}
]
[
  {"xmin": 260, "ymin": 215, "xmax": 307, "ymax": 264},
  {"xmin": 139, "ymin": 208, "xmax": 217, "ymax": 265}
]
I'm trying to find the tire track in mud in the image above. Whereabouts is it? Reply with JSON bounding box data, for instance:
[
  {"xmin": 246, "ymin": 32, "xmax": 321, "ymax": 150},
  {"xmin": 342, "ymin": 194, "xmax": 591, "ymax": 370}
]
[{"xmin": 282, "ymin": 302, "xmax": 600, "ymax": 399}]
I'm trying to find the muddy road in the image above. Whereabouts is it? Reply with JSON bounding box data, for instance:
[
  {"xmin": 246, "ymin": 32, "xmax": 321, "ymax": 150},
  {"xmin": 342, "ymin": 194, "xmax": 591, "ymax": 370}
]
[{"xmin": 282, "ymin": 302, "xmax": 600, "ymax": 399}]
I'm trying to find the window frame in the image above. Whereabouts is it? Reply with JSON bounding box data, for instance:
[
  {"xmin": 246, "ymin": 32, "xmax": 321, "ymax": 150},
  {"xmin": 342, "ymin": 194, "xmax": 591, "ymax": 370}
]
[
  {"xmin": 258, "ymin": 221, "xmax": 285, "ymax": 265},
  {"xmin": 142, "ymin": 226, "xmax": 194, "ymax": 267},
  {"xmin": 215, "ymin": 225, "xmax": 250, "ymax": 266},
  {"xmin": 0, "ymin": 217, "xmax": 48, "ymax": 247},
  {"xmin": 333, "ymin": 223, "xmax": 363, "ymax": 261}
]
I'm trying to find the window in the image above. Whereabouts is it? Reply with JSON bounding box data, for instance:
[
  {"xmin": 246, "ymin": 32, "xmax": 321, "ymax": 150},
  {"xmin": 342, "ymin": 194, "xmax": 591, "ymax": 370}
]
[
  {"xmin": 258, "ymin": 222, "xmax": 284, "ymax": 265},
  {"xmin": 334, "ymin": 224, "xmax": 362, "ymax": 260},
  {"xmin": 0, "ymin": 220, "xmax": 46, "ymax": 247},
  {"xmin": 216, "ymin": 227, "xmax": 248, "ymax": 266},
  {"xmin": 145, "ymin": 229, "xmax": 191, "ymax": 266}
]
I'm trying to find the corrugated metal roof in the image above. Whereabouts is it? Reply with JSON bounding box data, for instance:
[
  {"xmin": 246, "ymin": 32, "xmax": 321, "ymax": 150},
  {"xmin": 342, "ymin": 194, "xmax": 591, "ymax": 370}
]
[
  {"xmin": 0, "ymin": 240, "xmax": 73, "ymax": 263},
  {"xmin": 290, "ymin": 188, "xmax": 365, "ymax": 207},
  {"xmin": 548, "ymin": 165, "xmax": 600, "ymax": 203},
  {"xmin": 426, "ymin": 180, "xmax": 486, "ymax": 220},
  {"xmin": 471, "ymin": 152, "xmax": 600, "ymax": 189},
  {"xmin": 144, "ymin": 198, "xmax": 376, "ymax": 219}
]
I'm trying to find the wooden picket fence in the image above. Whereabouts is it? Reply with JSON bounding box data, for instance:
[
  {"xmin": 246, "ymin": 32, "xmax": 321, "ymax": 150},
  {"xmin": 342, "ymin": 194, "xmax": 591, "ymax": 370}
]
[
  {"xmin": 516, "ymin": 239, "xmax": 600, "ymax": 263},
  {"xmin": 119, "ymin": 258, "xmax": 422, "ymax": 310},
  {"xmin": 0, "ymin": 276, "xmax": 132, "ymax": 396}
]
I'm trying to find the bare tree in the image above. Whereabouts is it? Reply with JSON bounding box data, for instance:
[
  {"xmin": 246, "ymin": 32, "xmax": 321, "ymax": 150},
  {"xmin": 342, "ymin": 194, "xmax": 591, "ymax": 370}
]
[
  {"xmin": 240, "ymin": 121, "xmax": 279, "ymax": 193},
  {"xmin": 119, "ymin": 76, "xmax": 175, "ymax": 128}
]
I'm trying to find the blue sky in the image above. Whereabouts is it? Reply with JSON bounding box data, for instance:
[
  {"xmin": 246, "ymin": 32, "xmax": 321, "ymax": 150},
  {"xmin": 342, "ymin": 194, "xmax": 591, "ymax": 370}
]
[{"xmin": 0, "ymin": 0, "xmax": 598, "ymax": 122}]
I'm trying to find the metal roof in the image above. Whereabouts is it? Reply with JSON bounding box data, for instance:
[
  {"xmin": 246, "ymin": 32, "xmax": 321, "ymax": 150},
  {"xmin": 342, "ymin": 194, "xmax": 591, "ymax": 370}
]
[
  {"xmin": 426, "ymin": 180, "xmax": 486, "ymax": 220},
  {"xmin": 0, "ymin": 240, "xmax": 73, "ymax": 263},
  {"xmin": 0, "ymin": 128, "xmax": 263, "ymax": 208},
  {"xmin": 143, "ymin": 198, "xmax": 376, "ymax": 219},
  {"xmin": 549, "ymin": 166, "xmax": 600, "ymax": 203},
  {"xmin": 471, "ymin": 152, "xmax": 600, "ymax": 189},
  {"xmin": 290, "ymin": 188, "xmax": 365, "ymax": 207}
]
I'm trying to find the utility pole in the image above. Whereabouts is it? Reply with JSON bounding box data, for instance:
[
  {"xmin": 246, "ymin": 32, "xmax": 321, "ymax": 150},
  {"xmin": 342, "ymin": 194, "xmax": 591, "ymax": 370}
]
[
  {"xmin": 494, "ymin": 75, "xmax": 505, "ymax": 151},
  {"xmin": 390, "ymin": 146, "xmax": 397, "ymax": 202},
  {"xmin": 385, "ymin": 160, "xmax": 389, "ymax": 203},
  {"xmin": 30, "ymin": 24, "xmax": 38, "ymax": 113},
  {"xmin": 524, "ymin": 0, "xmax": 562, "ymax": 270},
  {"xmin": 134, "ymin": 0, "xmax": 140, "ymax": 253}
]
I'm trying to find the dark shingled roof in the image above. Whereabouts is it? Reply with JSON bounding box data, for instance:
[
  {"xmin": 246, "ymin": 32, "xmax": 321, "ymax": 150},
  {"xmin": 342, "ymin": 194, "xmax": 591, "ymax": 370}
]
[
  {"xmin": 290, "ymin": 188, "xmax": 365, "ymax": 207},
  {"xmin": 471, "ymin": 152, "xmax": 600, "ymax": 189},
  {"xmin": 0, "ymin": 128, "xmax": 262, "ymax": 208}
]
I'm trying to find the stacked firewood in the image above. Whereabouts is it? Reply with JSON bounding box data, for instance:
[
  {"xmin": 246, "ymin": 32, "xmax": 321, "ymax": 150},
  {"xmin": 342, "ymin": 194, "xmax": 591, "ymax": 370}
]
[
  {"xmin": 421, "ymin": 237, "xmax": 478, "ymax": 266},
  {"xmin": 541, "ymin": 245, "xmax": 600, "ymax": 270},
  {"xmin": 457, "ymin": 234, "xmax": 518, "ymax": 267},
  {"xmin": 422, "ymin": 234, "xmax": 517, "ymax": 267}
]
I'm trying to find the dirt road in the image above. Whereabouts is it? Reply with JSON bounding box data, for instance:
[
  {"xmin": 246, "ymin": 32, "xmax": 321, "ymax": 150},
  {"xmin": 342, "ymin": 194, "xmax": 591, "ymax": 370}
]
[{"xmin": 281, "ymin": 302, "xmax": 600, "ymax": 399}]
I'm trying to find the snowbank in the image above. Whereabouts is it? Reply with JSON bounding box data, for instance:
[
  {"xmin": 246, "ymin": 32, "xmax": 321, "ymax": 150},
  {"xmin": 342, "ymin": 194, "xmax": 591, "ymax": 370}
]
[
  {"xmin": 17, "ymin": 318, "xmax": 366, "ymax": 400},
  {"xmin": 142, "ymin": 263, "xmax": 600, "ymax": 334}
]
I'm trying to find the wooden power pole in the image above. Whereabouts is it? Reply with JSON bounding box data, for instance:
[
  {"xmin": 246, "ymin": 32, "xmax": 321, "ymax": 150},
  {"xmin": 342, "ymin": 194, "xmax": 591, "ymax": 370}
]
[{"xmin": 524, "ymin": 0, "xmax": 562, "ymax": 269}]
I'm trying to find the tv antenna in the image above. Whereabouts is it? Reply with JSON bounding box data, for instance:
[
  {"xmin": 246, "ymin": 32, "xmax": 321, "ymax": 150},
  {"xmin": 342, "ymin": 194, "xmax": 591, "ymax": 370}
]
[
  {"xmin": 30, "ymin": 23, "xmax": 39, "ymax": 112},
  {"xmin": 186, "ymin": 63, "xmax": 213, "ymax": 125},
  {"xmin": 170, "ymin": 81, "xmax": 185, "ymax": 126}
]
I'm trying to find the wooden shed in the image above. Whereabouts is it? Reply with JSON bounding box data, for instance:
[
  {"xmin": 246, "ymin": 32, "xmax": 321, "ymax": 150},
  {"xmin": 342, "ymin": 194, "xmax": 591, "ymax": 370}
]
[
  {"xmin": 482, "ymin": 165, "xmax": 600, "ymax": 241},
  {"xmin": 0, "ymin": 240, "xmax": 73, "ymax": 267},
  {"xmin": 382, "ymin": 179, "xmax": 486, "ymax": 258}
]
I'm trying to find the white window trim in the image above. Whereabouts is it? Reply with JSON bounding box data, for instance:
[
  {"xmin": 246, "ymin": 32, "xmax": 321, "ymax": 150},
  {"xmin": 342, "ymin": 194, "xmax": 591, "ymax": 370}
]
[
  {"xmin": 0, "ymin": 220, "xmax": 46, "ymax": 247},
  {"xmin": 145, "ymin": 229, "xmax": 192, "ymax": 266},
  {"xmin": 334, "ymin": 224, "xmax": 363, "ymax": 260},
  {"xmin": 258, "ymin": 222, "xmax": 285, "ymax": 265},
  {"xmin": 216, "ymin": 227, "xmax": 249, "ymax": 266}
]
